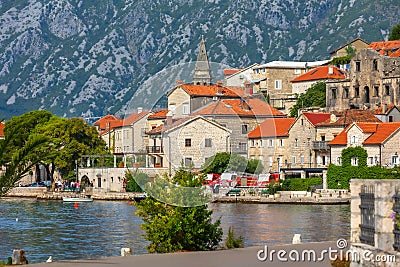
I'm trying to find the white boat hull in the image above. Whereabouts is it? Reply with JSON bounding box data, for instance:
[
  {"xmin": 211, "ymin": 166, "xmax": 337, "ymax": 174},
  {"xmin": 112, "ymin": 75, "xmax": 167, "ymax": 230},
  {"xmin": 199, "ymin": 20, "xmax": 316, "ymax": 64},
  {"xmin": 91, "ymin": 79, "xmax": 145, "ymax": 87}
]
[{"xmin": 63, "ymin": 197, "xmax": 93, "ymax": 202}]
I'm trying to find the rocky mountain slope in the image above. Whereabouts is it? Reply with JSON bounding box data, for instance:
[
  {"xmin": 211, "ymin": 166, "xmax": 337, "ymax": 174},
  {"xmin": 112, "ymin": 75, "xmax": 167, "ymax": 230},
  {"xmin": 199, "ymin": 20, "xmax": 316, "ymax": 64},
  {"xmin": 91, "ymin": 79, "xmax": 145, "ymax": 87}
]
[{"xmin": 0, "ymin": 0, "xmax": 399, "ymax": 120}]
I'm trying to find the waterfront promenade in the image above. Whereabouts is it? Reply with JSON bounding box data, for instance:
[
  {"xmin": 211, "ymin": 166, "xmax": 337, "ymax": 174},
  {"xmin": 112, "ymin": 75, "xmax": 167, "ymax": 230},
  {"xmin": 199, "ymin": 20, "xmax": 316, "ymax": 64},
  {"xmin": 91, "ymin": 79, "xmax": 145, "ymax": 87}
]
[{"xmin": 30, "ymin": 241, "xmax": 339, "ymax": 267}]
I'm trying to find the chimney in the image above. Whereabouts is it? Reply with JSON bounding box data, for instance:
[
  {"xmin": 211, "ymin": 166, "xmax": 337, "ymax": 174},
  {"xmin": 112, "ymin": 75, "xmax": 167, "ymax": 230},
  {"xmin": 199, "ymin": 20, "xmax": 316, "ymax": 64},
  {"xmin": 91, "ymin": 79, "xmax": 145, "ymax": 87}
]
[
  {"xmin": 216, "ymin": 80, "xmax": 223, "ymax": 86},
  {"xmin": 244, "ymin": 81, "xmax": 253, "ymax": 96},
  {"xmin": 176, "ymin": 80, "xmax": 184, "ymax": 85},
  {"xmin": 328, "ymin": 67, "xmax": 334, "ymax": 75},
  {"xmin": 383, "ymin": 103, "xmax": 388, "ymax": 114},
  {"xmin": 137, "ymin": 107, "xmax": 143, "ymax": 114},
  {"xmin": 165, "ymin": 110, "xmax": 173, "ymax": 125}
]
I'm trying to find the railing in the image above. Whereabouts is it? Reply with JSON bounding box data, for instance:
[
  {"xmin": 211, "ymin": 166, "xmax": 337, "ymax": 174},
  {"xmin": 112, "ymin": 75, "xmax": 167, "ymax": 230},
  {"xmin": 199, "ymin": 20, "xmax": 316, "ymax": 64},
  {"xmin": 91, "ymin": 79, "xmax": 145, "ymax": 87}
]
[
  {"xmin": 393, "ymin": 189, "xmax": 400, "ymax": 251},
  {"xmin": 359, "ymin": 185, "xmax": 375, "ymax": 246},
  {"xmin": 312, "ymin": 141, "xmax": 329, "ymax": 150},
  {"xmin": 146, "ymin": 146, "xmax": 163, "ymax": 153}
]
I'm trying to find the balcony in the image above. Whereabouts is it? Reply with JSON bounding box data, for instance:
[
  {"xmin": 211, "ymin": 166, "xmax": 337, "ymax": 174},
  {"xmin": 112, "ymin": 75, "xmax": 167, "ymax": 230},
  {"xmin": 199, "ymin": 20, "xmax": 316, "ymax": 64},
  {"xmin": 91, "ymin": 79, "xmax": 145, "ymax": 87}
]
[
  {"xmin": 146, "ymin": 146, "xmax": 163, "ymax": 153},
  {"xmin": 312, "ymin": 141, "xmax": 329, "ymax": 150}
]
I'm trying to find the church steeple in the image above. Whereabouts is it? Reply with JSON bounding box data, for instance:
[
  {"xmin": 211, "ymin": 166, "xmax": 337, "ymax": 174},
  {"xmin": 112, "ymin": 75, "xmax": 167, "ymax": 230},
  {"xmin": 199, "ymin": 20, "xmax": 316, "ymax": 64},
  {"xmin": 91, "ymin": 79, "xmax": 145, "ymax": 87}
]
[{"xmin": 193, "ymin": 35, "xmax": 212, "ymax": 85}]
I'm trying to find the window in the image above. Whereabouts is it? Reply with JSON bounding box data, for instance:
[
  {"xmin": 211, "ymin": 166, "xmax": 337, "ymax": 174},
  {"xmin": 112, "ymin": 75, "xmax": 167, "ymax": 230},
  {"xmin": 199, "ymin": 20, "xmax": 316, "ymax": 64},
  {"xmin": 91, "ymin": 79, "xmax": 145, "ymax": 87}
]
[
  {"xmin": 262, "ymin": 68, "xmax": 266, "ymax": 74},
  {"xmin": 307, "ymin": 138, "xmax": 311, "ymax": 146},
  {"xmin": 185, "ymin": 139, "xmax": 191, "ymax": 147},
  {"xmin": 351, "ymin": 157, "xmax": 358, "ymax": 166},
  {"xmin": 337, "ymin": 157, "xmax": 342, "ymax": 166},
  {"xmin": 260, "ymin": 140, "xmax": 264, "ymax": 147},
  {"xmin": 239, "ymin": 142, "xmax": 247, "ymax": 152},
  {"xmin": 294, "ymin": 139, "xmax": 298, "ymax": 147},
  {"xmin": 373, "ymin": 59, "xmax": 378, "ymax": 71},
  {"xmin": 321, "ymin": 136, "xmax": 325, "ymax": 141},
  {"xmin": 350, "ymin": 135, "xmax": 358, "ymax": 145},
  {"xmin": 355, "ymin": 61, "xmax": 361, "ymax": 72},
  {"xmin": 392, "ymin": 155, "xmax": 398, "ymax": 165},
  {"xmin": 242, "ymin": 124, "xmax": 248, "ymax": 134},
  {"xmin": 301, "ymin": 119, "xmax": 304, "ymax": 126},
  {"xmin": 279, "ymin": 139, "xmax": 284, "ymax": 147},
  {"xmin": 385, "ymin": 85, "xmax": 390, "ymax": 95},
  {"xmin": 294, "ymin": 69, "xmax": 301, "ymax": 74},
  {"xmin": 169, "ymin": 104, "xmax": 176, "ymax": 114},
  {"xmin": 275, "ymin": 80, "xmax": 282, "ymax": 89},
  {"xmin": 205, "ymin": 138, "xmax": 212, "ymax": 147},
  {"xmin": 269, "ymin": 157, "xmax": 273, "ymax": 167},
  {"xmin": 368, "ymin": 157, "xmax": 374, "ymax": 166},
  {"xmin": 183, "ymin": 103, "xmax": 189, "ymax": 114},
  {"xmin": 185, "ymin": 158, "xmax": 193, "ymax": 167},
  {"xmin": 268, "ymin": 139, "xmax": 274, "ymax": 147},
  {"xmin": 355, "ymin": 86, "xmax": 360, "ymax": 98},
  {"xmin": 389, "ymin": 116, "xmax": 394, "ymax": 122},
  {"xmin": 259, "ymin": 155, "xmax": 263, "ymax": 161},
  {"xmin": 292, "ymin": 156, "xmax": 296, "ymax": 166},
  {"xmin": 374, "ymin": 86, "xmax": 379, "ymax": 97},
  {"xmin": 331, "ymin": 88, "xmax": 337, "ymax": 99},
  {"xmin": 343, "ymin": 87, "xmax": 349, "ymax": 98},
  {"xmin": 300, "ymin": 156, "xmax": 305, "ymax": 165}
]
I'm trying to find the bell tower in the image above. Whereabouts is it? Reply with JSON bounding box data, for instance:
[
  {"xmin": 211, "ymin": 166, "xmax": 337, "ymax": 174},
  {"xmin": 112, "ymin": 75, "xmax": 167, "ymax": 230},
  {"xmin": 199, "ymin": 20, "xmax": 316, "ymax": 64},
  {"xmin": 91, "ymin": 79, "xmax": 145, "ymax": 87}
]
[{"xmin": 193, "ymin": 35, "xmax": 212, "ymax": 85}]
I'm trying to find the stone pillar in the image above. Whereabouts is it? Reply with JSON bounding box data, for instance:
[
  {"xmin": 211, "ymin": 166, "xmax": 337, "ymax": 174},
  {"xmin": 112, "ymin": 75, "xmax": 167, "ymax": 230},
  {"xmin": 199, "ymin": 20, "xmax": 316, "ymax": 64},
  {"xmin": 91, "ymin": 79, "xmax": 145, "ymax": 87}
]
[
  {"xmin": 12, "ymin": 249, "xmax": 27, "ymax": 265},
  {"xmin": 350, "ymin": 179, "xmax": 362, "ymax": 243},
  {"xmin": 113, "ymin": 155, "xmax": 117, "ymax": 168},
  {"xmin": 322, "ymin": 170, "xmax": 327, "ymax": 190},
  {"xmin": 300, "ymin": 171, "xmax": 306, "ymax": 179}
]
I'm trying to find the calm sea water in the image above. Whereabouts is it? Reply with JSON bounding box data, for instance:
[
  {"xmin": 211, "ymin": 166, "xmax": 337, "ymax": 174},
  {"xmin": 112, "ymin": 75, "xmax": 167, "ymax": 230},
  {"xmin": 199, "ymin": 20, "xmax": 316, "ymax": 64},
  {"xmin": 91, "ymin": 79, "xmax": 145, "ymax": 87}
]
[{"xmin": 0, "ymin": 198, "xmax": 350, "ymax": 263}]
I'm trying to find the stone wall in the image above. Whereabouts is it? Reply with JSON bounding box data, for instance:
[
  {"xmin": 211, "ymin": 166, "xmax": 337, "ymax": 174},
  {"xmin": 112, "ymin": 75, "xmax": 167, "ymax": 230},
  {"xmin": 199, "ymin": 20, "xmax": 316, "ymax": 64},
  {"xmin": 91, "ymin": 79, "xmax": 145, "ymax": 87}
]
[
  {"xmin": 6, "ymin": 187, "xmax": 47, "ymax": 197},
  {"xmin": 350, "ymin": 179, "xmax": 400, "ymax": 266}
]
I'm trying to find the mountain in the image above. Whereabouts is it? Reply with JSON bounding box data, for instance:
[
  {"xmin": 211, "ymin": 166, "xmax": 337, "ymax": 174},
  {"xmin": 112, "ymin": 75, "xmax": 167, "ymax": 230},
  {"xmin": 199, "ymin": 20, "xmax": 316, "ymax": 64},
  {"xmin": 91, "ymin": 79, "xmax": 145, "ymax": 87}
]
[{"xmin": 0, "ymin": 0, "xmax": 399, "ymax": 120}]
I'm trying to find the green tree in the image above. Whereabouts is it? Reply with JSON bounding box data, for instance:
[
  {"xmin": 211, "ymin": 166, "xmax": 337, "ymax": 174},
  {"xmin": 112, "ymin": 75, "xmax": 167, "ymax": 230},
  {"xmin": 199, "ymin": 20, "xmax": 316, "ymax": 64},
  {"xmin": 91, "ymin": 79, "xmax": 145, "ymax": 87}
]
[
  {"xmin": 331, "ymin": 45, "xmax": 357, "ymax": 66},
  {"xmin": 202, "ymin": 152, "xmax": 247, "ymax": 174},
  {"xmin": 136, "ymin": 168, "xmax": 223, "ymax": 253},
  {"xmin": 245, "ymin": 159, "xmax": 264, "ymax": 174},
  {"xmin": 289, "ymin": 82, "xmax": 326, "ymax": 117},
  {"xmin": 0, "ymin": 128, "xmax": 48, "ymax": 197},
  {"xmin": 125, "ymin": 171, "xmax": 149, "ymax": 192},
  {"xmin": 389, "ymin": 23, "xmax": 400, "ymax": 41}
]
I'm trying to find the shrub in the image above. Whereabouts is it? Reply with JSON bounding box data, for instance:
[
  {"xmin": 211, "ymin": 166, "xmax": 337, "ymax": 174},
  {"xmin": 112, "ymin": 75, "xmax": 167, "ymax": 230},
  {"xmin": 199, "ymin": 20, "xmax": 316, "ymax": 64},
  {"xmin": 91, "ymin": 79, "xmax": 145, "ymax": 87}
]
[{"xmin": 224, "ymin": 226, "xmax": 244, "ymax": 249}]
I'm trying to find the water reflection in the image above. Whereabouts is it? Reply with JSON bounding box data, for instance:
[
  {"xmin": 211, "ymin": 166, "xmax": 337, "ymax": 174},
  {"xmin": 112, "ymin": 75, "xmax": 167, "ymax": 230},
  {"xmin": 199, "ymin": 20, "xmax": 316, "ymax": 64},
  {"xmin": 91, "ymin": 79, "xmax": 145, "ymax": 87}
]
[{"xmin": 0, "ymin": 199, "xmax": 350, "ymax": 263}]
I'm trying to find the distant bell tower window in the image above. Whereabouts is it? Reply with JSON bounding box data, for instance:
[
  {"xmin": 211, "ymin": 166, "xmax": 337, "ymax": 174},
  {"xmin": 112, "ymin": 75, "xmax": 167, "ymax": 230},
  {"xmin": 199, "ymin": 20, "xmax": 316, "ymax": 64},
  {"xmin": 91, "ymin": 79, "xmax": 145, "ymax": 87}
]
[
  {"xmin": 343, "ymin": 87, "xmax": 349, "ymax": 98},
  {"xmin": 385, "ymin": 85, "xmax": 390, "ymax": 95},
  {"xmin": 331, "ymin": 88, "xmax": 337, "ymax": 99},
  {"xmin": 373, "ymin": 59, "xmax": 378, "ymax": 71},
  {"xmin": 355, "ymin": 61, "xmax": 361, "ymax": 72}
]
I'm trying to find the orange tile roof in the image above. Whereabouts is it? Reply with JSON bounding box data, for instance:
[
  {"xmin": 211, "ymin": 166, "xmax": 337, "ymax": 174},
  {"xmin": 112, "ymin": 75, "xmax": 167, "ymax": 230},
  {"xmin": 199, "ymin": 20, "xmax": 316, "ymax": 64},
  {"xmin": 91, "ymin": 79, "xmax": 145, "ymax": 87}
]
[
  {"xmin": 0, "ymin": 121, "xmax": 4, "ymax": 137},
  {"xmin": 328, "ymin": 122, "xmax": 400, "ymax": 146},
  {"xmin": 224, "ymin": 69, "xmax": 242, "ymax": 76},
  {"xmin": 368, "ymin": 40, "xmax": 400, "ymax": 57},
  {"xmin": 291, "ymin": 66, "xmax": 346, "ymax": 83},
  {"xmin": 176, "ymin": 84, "xmax": 244, "ymax": 97},
  {"xmin": 195, "ymin": 98, "xmax": 286, "ymax": 117},
  {"xmin": 148, "ymin": 109, "xmax": 168, "ymax": 119},
  {"xmin": 373, "ymin": 104, "xmax": 396, "ymax": 115},
  {"xmin": 318, "ymin": 109, "xmax": 381, "ymax": 127},
  {"xmin": 248, "ymin": 118, "xmax": 295, "ymax": 138},
  {"xmin": 302, "ymin": 112, "xmax": 331, "ymax": 126},
  {"xmin": 93, "ymin": 115, "xmax": 121, "ymax": 131},
  {"xmin": 121, "ymin": 111, "xmax": 149, "ymax": 126}
]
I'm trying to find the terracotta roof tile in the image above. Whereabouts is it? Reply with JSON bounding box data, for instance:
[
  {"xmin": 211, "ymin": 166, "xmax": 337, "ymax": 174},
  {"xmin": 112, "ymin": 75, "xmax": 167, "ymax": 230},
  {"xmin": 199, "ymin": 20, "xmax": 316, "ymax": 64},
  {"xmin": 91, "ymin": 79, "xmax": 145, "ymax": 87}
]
[
  {"xmin": 248, "ymin": 118, "xmax": 295, "ymax": 138},
  {"xmin": 93, "ymin": 115, "xmax": 122, "ymax": 131},
  {"xmin": 318, "ymin": 109, "xmax": 381, "ymax": 127},
  {"xmin": 328, "ymin": 122, "xmax": 400, "ymax": 146},
  {"xmin": 121, "ymin": 111, "xmax": 149, "ymax": 126},
  {"xmin": 177, "ymin": 84, "xmax": 244, "ymax": 97},
  {"xmin": 224, "ymin": 69, "xmax": 242, "ymax": 76},
  {"xmin": 368, "ymin": 40, "xmax": 400, "ymax": 58},
  {"xmin": 0, "ymin": 121, "xmax": 4, "ymax": 137},
  {"xmin": 291, "ymin": 66, "xmax": 346, "ymax": 83},
  {"xmin": 148, "ymin": 109, "xmax": 168, "ymax": 119},
  {"xmin": 302, "ymin": 112, "xmax": 331, "ymax": 126},
  {"xmin": 373, "ymin": 104, "xmax": 396, "ymax": 115},
  {"xmin": 195, "ymin": 98, "xmax": 286, "ymax": 117}
]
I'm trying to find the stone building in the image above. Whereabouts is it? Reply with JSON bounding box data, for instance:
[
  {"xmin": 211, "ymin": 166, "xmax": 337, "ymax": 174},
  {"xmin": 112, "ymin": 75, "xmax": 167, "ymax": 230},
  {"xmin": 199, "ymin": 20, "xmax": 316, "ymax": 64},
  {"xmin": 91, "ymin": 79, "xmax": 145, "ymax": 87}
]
[
  {"xmin": 326, "ymin": 40, "xmax": 400, "ymax": 112},
  {"xmin": 329, "ymin": 122, "xmax": 400, "ymax": 167},
  {"xmin": 223, "ymin": 63, "xmax": 259, "ymax": 88},
  {"xmin": 251, "ymin": 60, "xmax": 329, "ymax": 112},
  {"xmin": 146, "ymin": 115, "xmax": 231, "ymax": 173},
  {"xmin": 194, "ymin": 97, "xmax": 286, "ymax": 157},
  {"xmin": 329, "ymin": 37, "xmax": 369, "ymax": 59},
  {"xmin": 373, "ymin": 104, "xmax": 400, "ymax": 122},
  {"xmin": 247, "ymin": 117, "xmax": 295, "ymax": 173}
]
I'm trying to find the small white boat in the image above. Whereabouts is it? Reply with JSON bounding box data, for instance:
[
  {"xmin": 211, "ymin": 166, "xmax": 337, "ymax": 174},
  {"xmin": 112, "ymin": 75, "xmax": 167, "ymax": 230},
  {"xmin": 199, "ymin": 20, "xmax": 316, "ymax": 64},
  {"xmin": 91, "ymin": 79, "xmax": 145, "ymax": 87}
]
[{"xmin": 63, "ymin": 197, "xmax": 93, "ymax": 202}]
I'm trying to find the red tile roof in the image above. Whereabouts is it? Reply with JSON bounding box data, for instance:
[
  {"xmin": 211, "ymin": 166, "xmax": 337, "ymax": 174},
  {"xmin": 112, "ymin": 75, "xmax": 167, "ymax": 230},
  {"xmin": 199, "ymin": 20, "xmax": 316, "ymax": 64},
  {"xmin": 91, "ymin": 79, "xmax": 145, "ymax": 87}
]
[
  {"xmin": 121, "ymin": 111, "xmax": 149, "ymax": 126},
  {"xmin": 248, "ymin": 118, "xmax": 295, "ymax": 138},
  {"xmin": 368, "ymin": 40, "xmax": 400, "ymax": 58},
  {"xmin": 328, "ymin": 122, "xmax": 400, "ymax": 146},
  {"xmin": 0, "ymin": 121, "xmax": 5, "ymax": 138},
  {"xmin": 195, "ymin": 98, "xmax": 286, "ymax": 117},
  {"xmin": 93, "ymin": 115, "xmax": 121, "ymax": 131},
  {"xmin": 224, "ymin": 69, "xmax": 242, "ymax": 76},
  {"xmin": 175, "ymin": 84, "xmax": 244, "ymax": 97},
  {"xmin": 148, "ymin": 109, "xmax": 168, "ymax": 119},
  {"xmin": 373, "ymin": 104, "xmax": 396, "ymax": 115},
  {"xmin": 302, "ymin": 112, "xmax": 331, "ymax": 126},
  {"xmin": 317, "ymin": 109, "xmax": 381, "ymax": 127},
  {"xmin": 291, "ymin": 66, "xmax": 346, "ymax": 83}
]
